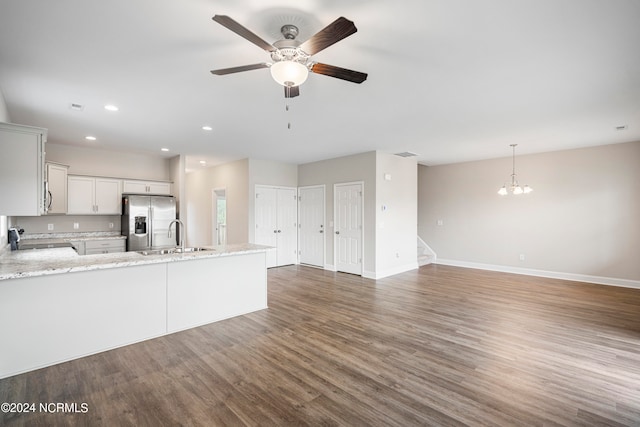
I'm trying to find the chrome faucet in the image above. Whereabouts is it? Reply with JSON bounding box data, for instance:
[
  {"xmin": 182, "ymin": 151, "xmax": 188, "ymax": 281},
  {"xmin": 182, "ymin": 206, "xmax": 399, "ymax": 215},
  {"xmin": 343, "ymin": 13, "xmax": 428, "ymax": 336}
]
[{"xmin": 168, "ymin": 219, "xmax": 185, "ymax": 252}]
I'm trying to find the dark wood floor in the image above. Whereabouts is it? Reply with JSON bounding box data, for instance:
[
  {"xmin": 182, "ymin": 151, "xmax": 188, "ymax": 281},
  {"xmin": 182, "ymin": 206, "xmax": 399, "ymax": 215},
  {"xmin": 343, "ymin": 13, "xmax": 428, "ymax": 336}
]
[{"xmin": 2, "ymin": 264, "xmax": 640, "ymax": 426}]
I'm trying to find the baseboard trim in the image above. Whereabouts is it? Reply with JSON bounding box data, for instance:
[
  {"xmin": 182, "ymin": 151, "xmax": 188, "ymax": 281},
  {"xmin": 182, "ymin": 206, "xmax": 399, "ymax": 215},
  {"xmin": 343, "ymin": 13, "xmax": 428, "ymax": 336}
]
[
  {"xmin": 324, "ymin": 263, "xmax": 337, "ymax": 272},
  {"xmin": 435, "ymin": 259, "xmax": 640, "ymax": 289},
  {"xmin": 363, "ymin": 262, "xmax": 419, "ymax": 280}
]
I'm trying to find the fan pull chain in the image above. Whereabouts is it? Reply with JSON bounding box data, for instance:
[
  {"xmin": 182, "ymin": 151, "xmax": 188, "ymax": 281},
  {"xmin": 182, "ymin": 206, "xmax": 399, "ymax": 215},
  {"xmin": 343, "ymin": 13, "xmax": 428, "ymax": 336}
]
[{"xmin": 285, "ymin": 102, "xmax": 291, "ymax": 130}]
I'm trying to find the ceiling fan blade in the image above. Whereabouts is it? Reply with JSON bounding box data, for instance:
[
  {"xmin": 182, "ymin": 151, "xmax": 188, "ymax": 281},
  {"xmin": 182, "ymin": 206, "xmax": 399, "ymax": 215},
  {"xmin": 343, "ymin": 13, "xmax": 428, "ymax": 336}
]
[
  {"xmin": 310, "ymin": 63, "xmax": 368, "ymax": 84},
  {"xmin": 210, "ymin": 63, "xmax": 269, "ymax": 75},
  {"xmin": 300, "ymin": 17, "xmax": 358, "ymax": 56},
  {"xmin": 212, "ymin": 15, "xmax": 275, "ymax": 52},
  {"xmin": 284, "ymin": 86, "xmax": 300, "ymax": 98}
]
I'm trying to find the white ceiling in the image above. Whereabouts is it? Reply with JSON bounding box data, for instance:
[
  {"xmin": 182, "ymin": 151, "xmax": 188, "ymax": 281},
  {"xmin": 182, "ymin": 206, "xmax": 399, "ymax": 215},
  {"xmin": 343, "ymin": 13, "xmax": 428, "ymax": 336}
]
[{"xmin": 1, "ymin": 0, "xmax": 639, "ymax": 171}]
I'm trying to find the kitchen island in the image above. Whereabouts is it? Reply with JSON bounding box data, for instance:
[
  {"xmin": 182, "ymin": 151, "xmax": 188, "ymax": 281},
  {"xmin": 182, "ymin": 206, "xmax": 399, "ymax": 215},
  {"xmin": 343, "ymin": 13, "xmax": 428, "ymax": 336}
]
[{"xmin": 0, "ymin": 243, "xmax": 270, "ymax": 379}]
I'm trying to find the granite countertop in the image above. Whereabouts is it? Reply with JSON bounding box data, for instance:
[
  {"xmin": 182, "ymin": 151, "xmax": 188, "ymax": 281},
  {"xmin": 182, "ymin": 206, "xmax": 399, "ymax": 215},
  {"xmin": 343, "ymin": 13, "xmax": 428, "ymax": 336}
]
[{"xmin": 0, "ymin": 243, "xmax": 272, "ymax": 281}]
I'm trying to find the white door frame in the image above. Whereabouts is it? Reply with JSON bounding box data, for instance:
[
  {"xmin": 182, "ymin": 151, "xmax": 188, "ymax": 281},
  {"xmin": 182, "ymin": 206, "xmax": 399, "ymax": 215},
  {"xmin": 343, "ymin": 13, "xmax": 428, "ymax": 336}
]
[
  {"xmin": 211, "ymin": 187, "xmax": 226, "ymax": 245},
  {"xmin": 298, "ymin": 185, "xmax": 326, "ymax": 268},
  {"xmin": 333, "ymin": 181, "xmax": 364, "ymax": 275}
]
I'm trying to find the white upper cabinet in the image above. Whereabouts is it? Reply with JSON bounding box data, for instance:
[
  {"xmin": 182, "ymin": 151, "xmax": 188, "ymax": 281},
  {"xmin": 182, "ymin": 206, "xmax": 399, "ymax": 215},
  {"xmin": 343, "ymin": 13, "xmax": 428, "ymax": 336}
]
[
  {"xmin": 0, "ymin": 122, "xmax": 46, "ymax": 216},
  {"xmin": 45, "ymin": 163, "xmax": 68, "ymax": 215},
  {"xmin": 67, "ymin": 176, "xmax": 122, "ymax": 215},
  {"xmin": 122, "ymin": 179, "xmax": 171, "ymax": 195}
]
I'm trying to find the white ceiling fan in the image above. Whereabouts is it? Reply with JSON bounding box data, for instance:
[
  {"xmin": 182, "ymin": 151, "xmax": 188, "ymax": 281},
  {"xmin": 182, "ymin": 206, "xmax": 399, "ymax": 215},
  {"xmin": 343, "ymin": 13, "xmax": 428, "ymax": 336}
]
[{"xmin": 210, "ymin": 15, "xmax": 368, "ymax": 98}]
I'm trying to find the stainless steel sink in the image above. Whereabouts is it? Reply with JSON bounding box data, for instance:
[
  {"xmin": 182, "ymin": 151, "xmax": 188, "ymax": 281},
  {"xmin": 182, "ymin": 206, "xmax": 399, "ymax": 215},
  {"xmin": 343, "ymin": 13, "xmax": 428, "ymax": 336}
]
[{"xmin": 137, "ymin": 247, "xmax": 214, "ymax": 255}]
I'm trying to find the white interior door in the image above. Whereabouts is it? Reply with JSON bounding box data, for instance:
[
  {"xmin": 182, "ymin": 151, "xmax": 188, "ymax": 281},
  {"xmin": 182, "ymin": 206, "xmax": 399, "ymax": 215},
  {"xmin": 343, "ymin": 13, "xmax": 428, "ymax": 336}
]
[
  {"xmin": 254, "ymin": 187, "xmax": 278, "ymax": 268},
  {"xmin": 299, "ymin": 186, "xmax": 325, "ymax": 267},
  {"xmin": 276, "ymin": 188, "xmax": 298, "ymax": 266},
  {"xmin": 335, "ymin": 183, "xmax": 363, "ymax": 275}
]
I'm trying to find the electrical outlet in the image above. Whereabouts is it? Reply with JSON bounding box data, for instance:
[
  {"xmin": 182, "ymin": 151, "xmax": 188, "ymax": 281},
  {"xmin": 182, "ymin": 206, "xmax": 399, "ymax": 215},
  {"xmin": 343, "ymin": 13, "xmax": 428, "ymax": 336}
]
[
  {"xmin": 47, "ymin": 224, "xmax": 54, "ymax": 231},
  {"xmin": 109, "ymin": 222, "xmax": 114, "ymax": 229},
  {"xmin": 437, "ymin": 219, "xmax": 444, "ymax": 226},
  {"xmin": 519, "ymin": 254, "xmax": 525, "ymax": 261},
  {"xmin": 73, "ymin": 223, "xmax": 79, "ymax": 230}
]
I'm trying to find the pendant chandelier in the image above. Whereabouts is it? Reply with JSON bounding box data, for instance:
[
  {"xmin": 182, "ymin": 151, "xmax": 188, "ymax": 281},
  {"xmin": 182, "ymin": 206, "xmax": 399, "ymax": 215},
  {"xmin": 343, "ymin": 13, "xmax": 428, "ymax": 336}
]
[{"xmin": 498, "ymin": 144, "xmax": 532, "ymax": 195}]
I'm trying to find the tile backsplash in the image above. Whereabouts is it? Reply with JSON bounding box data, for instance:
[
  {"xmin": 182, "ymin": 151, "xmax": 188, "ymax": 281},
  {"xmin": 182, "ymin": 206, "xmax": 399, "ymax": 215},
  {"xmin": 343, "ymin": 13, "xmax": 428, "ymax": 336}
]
[{"xmin": 12, "ymin": 215, "xmax": 121, "ymax": 235}]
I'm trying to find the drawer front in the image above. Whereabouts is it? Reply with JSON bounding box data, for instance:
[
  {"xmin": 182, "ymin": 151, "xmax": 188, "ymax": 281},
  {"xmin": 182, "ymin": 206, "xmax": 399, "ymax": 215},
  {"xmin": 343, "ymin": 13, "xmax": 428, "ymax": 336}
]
[{"xmin": 84, "ymin": 239, "xmax": 125, "ymax": 252}]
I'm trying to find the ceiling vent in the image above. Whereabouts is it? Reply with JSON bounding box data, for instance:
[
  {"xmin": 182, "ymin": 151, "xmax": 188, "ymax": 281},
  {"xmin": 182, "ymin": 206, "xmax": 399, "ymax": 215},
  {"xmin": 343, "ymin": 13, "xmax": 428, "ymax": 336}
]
[
  {"xmin": 395, "ymin": 151, "xmax": 418, "ymax": 158},
  {"xmin": 69, "ymin": 103, "xmax": 84, "ymax": 111},
  {"xmin": 615, "ymin": 125, "xmax": 628, "ymax": 131}
]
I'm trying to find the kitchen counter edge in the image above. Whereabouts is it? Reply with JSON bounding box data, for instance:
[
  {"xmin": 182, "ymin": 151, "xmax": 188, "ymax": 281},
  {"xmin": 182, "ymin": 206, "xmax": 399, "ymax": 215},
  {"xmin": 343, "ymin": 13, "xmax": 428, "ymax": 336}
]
[{"xmin": 0, "ymin": 243, "xmax": 273, "ymax": 281}]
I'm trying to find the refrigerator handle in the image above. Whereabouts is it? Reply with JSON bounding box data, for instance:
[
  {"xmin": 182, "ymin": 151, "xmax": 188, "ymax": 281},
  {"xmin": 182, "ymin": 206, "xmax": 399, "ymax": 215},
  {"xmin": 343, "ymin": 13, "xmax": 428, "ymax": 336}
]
[{"xmin": 148, "ymin": 207, "xmax": 153, "ymax": 249}]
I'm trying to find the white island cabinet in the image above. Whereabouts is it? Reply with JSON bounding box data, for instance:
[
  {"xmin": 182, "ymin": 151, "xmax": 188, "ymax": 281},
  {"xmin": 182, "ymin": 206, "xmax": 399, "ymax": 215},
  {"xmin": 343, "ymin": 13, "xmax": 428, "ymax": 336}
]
[
  {"xmin": 0, "ymin": 264, "xmax": 167, "ymax": 379},
  {"xmin": 0, "ymin": 245, "xmax": 268, "ymax": 379},
  {"xmin": 167, "ymin": 252, "xmax": 266, "ymax": 333}
]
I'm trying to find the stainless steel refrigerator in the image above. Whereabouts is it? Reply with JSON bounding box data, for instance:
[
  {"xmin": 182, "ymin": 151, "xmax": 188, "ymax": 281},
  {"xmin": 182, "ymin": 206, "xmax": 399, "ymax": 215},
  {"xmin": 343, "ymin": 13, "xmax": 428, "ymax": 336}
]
[{"xmin": 122, "ymin": 194, "xmax": 176, "ymax": 251}]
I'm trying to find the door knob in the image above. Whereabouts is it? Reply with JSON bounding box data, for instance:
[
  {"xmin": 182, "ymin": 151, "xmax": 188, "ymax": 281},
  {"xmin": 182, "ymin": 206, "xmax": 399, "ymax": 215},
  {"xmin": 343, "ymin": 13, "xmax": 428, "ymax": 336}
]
[
  {"xmin": 319, "ymin": 230, "xmax": 324, "ymax": 233},
  {"xmin": 335, "ymin": 231, "xmax": 340, "ymax": 235}
]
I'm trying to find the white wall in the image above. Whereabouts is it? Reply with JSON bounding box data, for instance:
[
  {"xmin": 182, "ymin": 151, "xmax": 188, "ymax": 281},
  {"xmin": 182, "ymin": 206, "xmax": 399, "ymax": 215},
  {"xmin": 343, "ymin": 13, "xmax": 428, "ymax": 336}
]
[
  {"xmin": 418, "ymin": 141, "xmax": 640, "ymax": 285},
  {"xmin": 46, "ymin": 143, "xmax": 170, "ymax": 181},
  {"xmin": 184, "ymin": 159, "xmax": 249, "ymax": 247},
  {"xmin": 0, "ymin": 87, "xmax": 9, "ymax": 123},
  {"xmin": 12, "ymin": 215, "xmax": 120, "ymax": 235},
  {"xmin": 169, "ymin": 155, "xmax": 186, "ymax": 219},
  {"xmin": 0, "ymin": 87, "xmax": 10, "ymax": 248},
  {"xmin": 375, "ymin": 152, "xmax": 418, "ymax": 278}
]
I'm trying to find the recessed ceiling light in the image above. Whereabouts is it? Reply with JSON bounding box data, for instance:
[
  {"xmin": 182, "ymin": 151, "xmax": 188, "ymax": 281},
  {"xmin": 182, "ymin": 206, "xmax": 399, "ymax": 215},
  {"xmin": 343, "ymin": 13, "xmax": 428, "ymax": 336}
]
[
  {"xmin": 202, "ymin": 126, "xmax": 213, "ymax": 131},
  {"xmin": 69, "ymin": 103, "xmax": 84, "ymax": 111},
  {"xmin": 161, "ymin": 148, "xmax": 170, "ymax": 152},
  {"xmin": 85, "ymin": 136, "xmax": 96, "ymax": 141},
  {"xmin": 104, "ymin": 104, "xmax": 119, "ymax": 112},
  {"xmin": 199, "ymin": 160, "xmax": 207, "ymax": 165}
]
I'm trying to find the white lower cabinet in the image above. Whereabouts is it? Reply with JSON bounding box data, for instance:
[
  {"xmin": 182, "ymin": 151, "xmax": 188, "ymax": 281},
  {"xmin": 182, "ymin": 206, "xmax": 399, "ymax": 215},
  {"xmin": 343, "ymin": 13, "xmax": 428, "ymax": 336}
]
[
  {"xmin": 67, "ymin": 176, "xmax": 122, "ymax": 215},
  {"xmin": 85, "ymin": 239, "xmax": 125, "ymax": 255},
  {"xmin": 72, "ymin": 239, "xmax": 125, "ymax": 255},
  {"xmin": 255, "ymin": 185, "xmax": 298, "ymax": 268}
]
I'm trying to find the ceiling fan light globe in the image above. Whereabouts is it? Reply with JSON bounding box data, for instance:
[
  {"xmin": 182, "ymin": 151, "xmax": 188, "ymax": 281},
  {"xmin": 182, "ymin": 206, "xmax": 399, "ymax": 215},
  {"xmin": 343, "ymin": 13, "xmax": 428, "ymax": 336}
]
[{"xmin": 270, "ymin": 61, "xmax": 308, "ymax": 87}]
